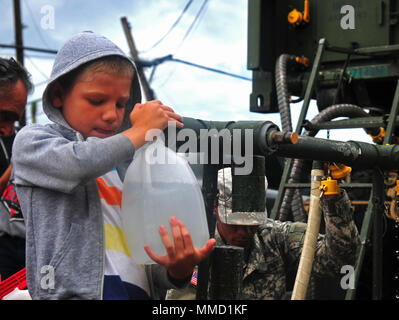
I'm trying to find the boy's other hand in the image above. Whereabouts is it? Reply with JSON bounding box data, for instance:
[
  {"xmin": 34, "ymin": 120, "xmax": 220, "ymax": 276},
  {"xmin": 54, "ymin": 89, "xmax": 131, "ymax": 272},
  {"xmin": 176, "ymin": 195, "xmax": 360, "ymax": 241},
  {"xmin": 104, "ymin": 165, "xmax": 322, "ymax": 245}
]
[{"xmin": 144, "ymin": 216, "xmax": 216, "ymax": 280}]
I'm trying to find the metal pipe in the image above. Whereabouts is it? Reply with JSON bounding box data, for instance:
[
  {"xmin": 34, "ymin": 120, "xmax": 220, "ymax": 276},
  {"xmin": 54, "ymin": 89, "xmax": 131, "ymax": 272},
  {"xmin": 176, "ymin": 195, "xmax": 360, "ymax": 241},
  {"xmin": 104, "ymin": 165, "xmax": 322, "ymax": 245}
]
[{"xmin": 172, "ymin": 117, "xmax": 399, "ymax": 170}]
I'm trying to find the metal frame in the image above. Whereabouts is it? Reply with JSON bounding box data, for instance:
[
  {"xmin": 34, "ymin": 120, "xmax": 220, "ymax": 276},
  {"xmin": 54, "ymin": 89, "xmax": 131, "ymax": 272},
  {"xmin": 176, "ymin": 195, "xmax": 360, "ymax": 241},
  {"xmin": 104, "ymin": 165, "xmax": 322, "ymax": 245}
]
[{"xmin": 270, "ymin": 38, "xmax": 399, "ymax": 299}]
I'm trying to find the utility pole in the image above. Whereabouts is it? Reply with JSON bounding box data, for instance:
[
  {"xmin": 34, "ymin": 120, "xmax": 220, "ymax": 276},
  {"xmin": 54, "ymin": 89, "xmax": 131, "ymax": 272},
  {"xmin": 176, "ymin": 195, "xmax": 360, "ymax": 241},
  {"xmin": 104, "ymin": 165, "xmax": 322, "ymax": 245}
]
[
  {"xmin": 13, "ymin": 0, "xmax": 24, "ymax": 64},
  {"xmin": 13, "ymin": 0, "xmax": 26, "ymax": 126},
  {"xmin": 121, "ymin": 17, "xmax": 155, "ymax": 101}
]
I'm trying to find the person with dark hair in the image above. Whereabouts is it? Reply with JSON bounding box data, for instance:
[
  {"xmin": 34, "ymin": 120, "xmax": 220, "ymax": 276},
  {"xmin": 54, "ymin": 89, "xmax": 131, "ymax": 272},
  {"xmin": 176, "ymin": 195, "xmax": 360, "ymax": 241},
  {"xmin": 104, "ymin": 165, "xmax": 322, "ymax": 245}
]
[{"xmin": 0, "ymin": 57, "xmax": 33, "ymax": 281}]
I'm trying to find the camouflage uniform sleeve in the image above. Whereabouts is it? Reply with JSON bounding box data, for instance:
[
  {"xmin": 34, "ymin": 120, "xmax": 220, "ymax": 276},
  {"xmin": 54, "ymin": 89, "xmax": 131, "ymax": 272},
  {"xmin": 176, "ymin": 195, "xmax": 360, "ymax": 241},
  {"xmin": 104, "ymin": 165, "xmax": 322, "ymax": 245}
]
[
  {"xmin": 278, "ymin": 220, "xmax": 312, "ymax": 274},
  {"xmin": 279, "ymin": 189, "xmax": 360, "ymax": 278},
  {"xmin": 312, "ymin": 188, "xmax": 360, "ymax": 276}
]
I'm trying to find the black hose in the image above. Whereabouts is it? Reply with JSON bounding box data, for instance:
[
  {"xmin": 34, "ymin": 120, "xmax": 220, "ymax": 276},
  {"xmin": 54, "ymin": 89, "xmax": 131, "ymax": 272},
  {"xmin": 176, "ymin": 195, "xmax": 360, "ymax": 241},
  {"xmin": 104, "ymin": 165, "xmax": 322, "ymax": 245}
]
[
  {"xmin": 275, "ymin": 54, "xmax": 296, "ymax": 132},
  {"xmin": 279, "ymin": 104, "xmax": 372, "ymax": 221},
  {"xmin": 276, "ymin": 54, "xmax": 307, "ymax": 221}
]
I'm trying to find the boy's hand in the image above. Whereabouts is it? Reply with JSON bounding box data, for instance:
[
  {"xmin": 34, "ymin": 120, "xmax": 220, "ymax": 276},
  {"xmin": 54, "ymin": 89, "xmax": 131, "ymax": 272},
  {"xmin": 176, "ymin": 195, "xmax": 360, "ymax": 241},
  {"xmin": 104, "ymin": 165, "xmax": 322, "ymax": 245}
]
[
  {"xmin": 144, "ymin": 216, "xmax": 216, "ymax": 280},
  {"xmin": 124, "ymin": 100, "xmax": 183, "ymax": 149},
  {"xmin": 130, "ymin": 100, "xmax": 183, "ymax": 131}
]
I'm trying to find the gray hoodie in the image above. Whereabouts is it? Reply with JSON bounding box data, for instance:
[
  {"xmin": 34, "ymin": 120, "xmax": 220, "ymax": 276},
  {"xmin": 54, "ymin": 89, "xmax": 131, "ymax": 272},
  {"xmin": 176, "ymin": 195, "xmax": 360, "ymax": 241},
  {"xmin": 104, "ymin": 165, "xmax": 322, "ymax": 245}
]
[{"xmin": 12, "ymin": 32, "xmax": 184, "ymax": 299}]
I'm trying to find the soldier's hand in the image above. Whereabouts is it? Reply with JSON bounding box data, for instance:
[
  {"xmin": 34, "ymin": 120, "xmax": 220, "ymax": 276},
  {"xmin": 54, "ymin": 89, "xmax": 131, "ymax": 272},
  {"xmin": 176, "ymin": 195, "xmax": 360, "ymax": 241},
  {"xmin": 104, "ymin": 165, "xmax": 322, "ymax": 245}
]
[{"xmin": 144, "ymin": 216, "xmax": 216, "ymax": 280}]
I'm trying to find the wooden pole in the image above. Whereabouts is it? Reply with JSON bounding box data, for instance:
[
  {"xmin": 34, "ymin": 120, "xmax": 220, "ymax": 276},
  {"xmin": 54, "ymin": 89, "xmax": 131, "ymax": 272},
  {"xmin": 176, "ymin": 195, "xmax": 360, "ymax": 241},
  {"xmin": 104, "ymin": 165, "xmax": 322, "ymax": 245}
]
[
  {"xmin": 13, "ymin": 0, "xmax": 24, "ymax": 64},
  {"xmin": 121, "ymin": 17, "xmax": 155, "ymax": 102},
  {"xmin": 13, "ymin": 0, "xmax": 26, "ymax": 127},
  {"xmin": 291, "ymin": 163, "xmax": 324, "ymax": 300}
]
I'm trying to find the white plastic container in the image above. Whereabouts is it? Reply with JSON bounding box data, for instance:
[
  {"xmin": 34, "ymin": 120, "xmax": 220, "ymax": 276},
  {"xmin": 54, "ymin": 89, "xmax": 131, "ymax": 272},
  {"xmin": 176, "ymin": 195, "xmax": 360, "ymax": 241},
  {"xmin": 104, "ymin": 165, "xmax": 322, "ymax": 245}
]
[{"xmin": 121, "ymin": 138, "xmax": 209, "ymax": 264}]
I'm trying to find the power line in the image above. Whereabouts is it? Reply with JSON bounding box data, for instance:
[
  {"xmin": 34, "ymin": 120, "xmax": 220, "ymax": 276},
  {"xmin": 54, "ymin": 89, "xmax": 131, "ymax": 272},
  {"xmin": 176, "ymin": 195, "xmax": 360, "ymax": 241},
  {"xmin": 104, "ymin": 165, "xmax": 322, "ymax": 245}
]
[
  {"xmin": 174, "ymin": 0, "xmax": 209, "ymax": 54},
  {"xmin": 139, "ymin": 54, "xmax": 251, "ymax": 81},
  {"xmin": 171, "ymin": 57, "xmax": 251, "ymax": 81},
  {"xmin": 0, "ymin": 50, "xmax": 54, "ymax": 60},
  {"xmin": 141, "ymin": 0, "xmax": 209, "ymax": 88},
  {"xmin": 139, "ymin": 0, "xmax": 194, "ymax": 53},
  {"xmin": 1, "ymin": 41, "xmax": 250, "ymax": 83},
  {"xmin": 184, "ymin": 0, "xmax": 209, "ymax": 42},
  {"xmin": 0, "ymin": 44, "xmax": 57, "ymax": 54},
  {"xmin": 1, "ymin": 43, "xmax": 249, "ymax": 81}
]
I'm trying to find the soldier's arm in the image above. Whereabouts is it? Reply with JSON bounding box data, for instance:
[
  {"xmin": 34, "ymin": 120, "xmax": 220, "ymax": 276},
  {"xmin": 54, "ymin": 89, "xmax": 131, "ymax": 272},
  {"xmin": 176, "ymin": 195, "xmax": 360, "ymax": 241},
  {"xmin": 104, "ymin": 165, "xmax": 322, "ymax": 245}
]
[
  {"xmin": 277, "ymin": 189, "xmax": 359, "ymax": 277},
  {"xmin": 266, "ymin": 219, "xmax": 316, "ymax": 275},
  {"xmin": 312, "ymin": 188, "xmax": 360, "ymax": 276}
]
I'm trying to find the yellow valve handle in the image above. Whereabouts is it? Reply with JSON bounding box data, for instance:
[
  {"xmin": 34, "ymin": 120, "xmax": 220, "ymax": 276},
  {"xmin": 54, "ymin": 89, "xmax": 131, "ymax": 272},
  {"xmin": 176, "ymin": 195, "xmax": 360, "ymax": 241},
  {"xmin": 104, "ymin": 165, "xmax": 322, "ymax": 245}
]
[
  {"xmin": 303, "ymin": 0, "xmax": 310, "ymax": 23},
  {"xmin": 369, "ymin": 127, "xmax": 386, "ymax": 144},
  {"xmin": 329, "ymin": 163, "xmax": 351, "ymax": 180},
  {"xmin": 384, "ymin": 180, "xmax": 399, "ymax": 222},
  {"xmin": 288, "ymin": 9, "xmax": 303, "ymax": 25},
  {"xmin": 296, "ymin": 56, "xmax": 310, "ymax": 68},
  {"xmin": 288, "ymin": 0, "xmax": 310, "ymax": 26},
  {"xmin": 320, "ymin": 177, "xmax": 340, "ymax": 198}
]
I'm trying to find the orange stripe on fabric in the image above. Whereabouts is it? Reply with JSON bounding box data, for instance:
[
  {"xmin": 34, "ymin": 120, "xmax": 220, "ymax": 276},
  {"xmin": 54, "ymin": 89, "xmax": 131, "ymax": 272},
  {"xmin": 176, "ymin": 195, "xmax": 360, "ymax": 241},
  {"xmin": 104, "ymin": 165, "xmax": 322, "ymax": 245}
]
[{"xmin": 96, "ymin": 177, "xmax": 122, "ymax": 208}]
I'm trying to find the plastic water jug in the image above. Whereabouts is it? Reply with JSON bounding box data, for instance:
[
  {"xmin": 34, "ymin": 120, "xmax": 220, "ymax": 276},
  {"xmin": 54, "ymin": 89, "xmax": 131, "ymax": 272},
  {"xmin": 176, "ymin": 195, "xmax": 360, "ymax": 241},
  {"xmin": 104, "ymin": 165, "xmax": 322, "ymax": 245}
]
[{"xmin": 121, "ymin": 138, "xmax": 210, "ymax": 264}]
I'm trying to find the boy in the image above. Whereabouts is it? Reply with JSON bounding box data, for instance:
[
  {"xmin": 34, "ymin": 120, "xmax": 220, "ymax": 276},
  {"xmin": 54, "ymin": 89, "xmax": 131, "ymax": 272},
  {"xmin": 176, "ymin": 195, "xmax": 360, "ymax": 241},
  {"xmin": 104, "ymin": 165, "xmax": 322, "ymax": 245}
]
[{"xmin": 11, "ymin": 31, "xmax": 215, "ymax": 300}]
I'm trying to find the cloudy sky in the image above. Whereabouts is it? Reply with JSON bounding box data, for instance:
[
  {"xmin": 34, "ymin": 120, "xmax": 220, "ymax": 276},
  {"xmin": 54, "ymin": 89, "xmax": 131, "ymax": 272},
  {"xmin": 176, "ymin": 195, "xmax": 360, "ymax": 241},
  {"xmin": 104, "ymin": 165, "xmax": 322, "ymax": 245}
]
[{"xmin": 0, "ymin": 0, "xmax": 371, "ymax": 142}]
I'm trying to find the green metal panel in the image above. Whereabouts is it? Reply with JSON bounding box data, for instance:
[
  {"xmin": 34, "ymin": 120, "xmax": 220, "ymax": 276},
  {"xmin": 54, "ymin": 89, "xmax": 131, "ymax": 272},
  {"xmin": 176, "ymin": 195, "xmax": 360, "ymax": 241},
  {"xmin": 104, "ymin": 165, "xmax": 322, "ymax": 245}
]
[
  {"xmin": 247, "ymin": 0, "xmax": 278, "ymax": 71},
  {"xmin": 247, "ymin": 0, "xmax": 261, "ymax": 70},
  {"xmin": 248, "ymin": 0, "xmax": 278, "ymax": 112},
  {"xmin": 245, "ymin": 0, "xmax": 399, "ymax": 300},
  {"xmin": 247, "ymin": 0, "xmax": 399, "ymax": 113},
  {"xmin": 316, "ymin": 0, "xmax": 390, "ymax": 62}
]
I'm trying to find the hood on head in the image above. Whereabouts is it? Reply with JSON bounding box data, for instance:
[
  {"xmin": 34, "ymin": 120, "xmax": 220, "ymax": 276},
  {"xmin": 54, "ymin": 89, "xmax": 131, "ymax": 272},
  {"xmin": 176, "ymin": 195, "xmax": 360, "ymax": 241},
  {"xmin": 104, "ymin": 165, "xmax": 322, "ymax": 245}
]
[{"xmin": 42, "ymin": 31, "xmax": 141, "ymax": 133}]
